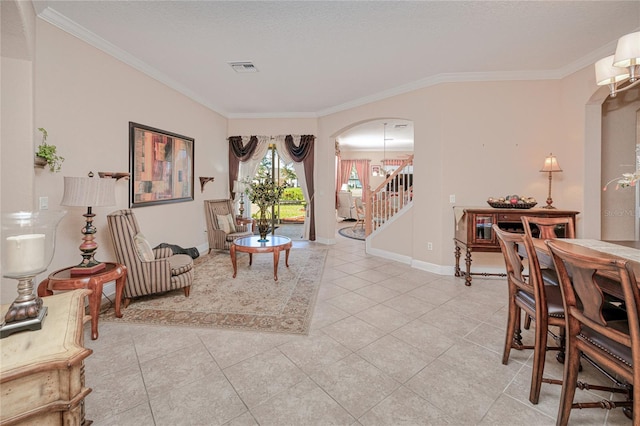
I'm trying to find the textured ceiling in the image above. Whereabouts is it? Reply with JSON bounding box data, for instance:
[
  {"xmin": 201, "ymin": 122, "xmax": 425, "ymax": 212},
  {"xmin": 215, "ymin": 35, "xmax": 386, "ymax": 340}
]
[
  {"xmin": 13, "ymin": 1, "xmax": 640, "ymax": 149},
  {"xmin": 33, "ymin": 1, "xmax": 640, "ymax": 116}
]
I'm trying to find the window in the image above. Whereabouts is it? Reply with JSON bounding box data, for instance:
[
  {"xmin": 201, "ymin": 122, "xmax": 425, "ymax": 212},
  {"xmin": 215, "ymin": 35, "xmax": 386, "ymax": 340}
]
[{"xmin": 347, "ymin": 165, "xmax": 362, "ymax": 197}]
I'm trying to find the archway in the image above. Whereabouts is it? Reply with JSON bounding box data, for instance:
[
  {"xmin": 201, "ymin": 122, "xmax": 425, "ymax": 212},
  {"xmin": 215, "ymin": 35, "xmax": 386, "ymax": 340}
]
[{"xmin": 333, "ymin": 118, "xmax": 414, "ymax": 235}]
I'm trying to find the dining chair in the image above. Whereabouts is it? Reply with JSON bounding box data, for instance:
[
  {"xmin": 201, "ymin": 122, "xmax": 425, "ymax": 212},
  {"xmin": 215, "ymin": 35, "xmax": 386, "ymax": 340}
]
[
  {"xmin": 493, "ymin": 224, "xmax": 566, "ymax": 404},
  {"xmin": 353, "ymin": 197, "xmax": 365, "ymax": 230},
  {"xmin": 547, "ymin": 240, "xmax": 638, "ymax": 425},
  {"xmin": 522, "ymin": 216, "xmax": 576, "ymax": 240},
  {"xmin": 521, "ymin": 215, "xmax": 576, "ymax": 329}
]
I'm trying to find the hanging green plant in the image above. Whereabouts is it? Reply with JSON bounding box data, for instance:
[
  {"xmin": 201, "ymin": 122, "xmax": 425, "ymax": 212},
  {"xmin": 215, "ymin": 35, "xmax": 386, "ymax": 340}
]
[{"xmin": 35, "ymin": 127, "xmax": 64, "ymax": 172}]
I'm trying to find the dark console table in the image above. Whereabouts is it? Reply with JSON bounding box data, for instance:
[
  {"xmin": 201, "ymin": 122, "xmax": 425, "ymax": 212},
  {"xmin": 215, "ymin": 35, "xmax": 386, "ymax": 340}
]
[{"xmin": 453, "ymin": 206, "xmax": 579, "ymax": 285}]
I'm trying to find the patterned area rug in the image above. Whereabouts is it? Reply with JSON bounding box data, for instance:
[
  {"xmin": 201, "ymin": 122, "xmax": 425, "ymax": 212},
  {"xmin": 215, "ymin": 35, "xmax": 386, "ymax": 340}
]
[
  {"xmin": 338, "ymin": 226, "xmax": 365, "ymax": 241},
  {"xmin": 100, "ymin": 247, "xmax": 327, "ymax": 334}
]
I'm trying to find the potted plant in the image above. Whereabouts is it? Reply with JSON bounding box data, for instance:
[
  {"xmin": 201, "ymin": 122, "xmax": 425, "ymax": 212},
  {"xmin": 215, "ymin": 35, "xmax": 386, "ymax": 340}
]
[
  {"xmin": 35, "ymin": 127, "xmax": 64, "ymax": 172},
  {"xmin": 244, "ymin": 178, "xmax": 286, "ymax": 241}
]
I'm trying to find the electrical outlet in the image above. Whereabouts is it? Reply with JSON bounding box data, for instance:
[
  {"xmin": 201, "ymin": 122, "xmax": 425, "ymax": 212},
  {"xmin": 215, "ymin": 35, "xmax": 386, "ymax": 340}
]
[
  {"xmin": 39, "ymin": 196, "xmax": 48, "ymax": 210},
  {"xmin": 449, "ymin": 194, "xmax": 456, "ymax": 203},
  {"xmin": 427, "ymin": 242, "xmax": 433, "ymax": 250}
]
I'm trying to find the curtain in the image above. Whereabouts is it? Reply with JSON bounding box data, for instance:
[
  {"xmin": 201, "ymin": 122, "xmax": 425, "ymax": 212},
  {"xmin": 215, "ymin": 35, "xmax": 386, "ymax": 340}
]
[
  {"xmin": 276, "ymin": 135, "xmax": 316, "ymax": 241},
  {"xmin": 238, "ymin": 136, "xmax": 271, "ymax": 214},
  {"xmin": 338, "ymin": 159, "xmax": 354, "ymax": 193},
  {"xmin": 353, "ymin": 159, "xmax": 370, "ymax": 203},
  {"xmin": 229, "ymin": 136, "xmax": 258, "ymax": 198}
]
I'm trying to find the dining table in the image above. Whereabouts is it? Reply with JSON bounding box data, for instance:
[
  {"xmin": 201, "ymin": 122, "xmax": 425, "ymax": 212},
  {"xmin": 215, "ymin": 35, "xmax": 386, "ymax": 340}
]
[{"xmin": 526, "ymin": 239, "xmax": 640, "ymax": 299}]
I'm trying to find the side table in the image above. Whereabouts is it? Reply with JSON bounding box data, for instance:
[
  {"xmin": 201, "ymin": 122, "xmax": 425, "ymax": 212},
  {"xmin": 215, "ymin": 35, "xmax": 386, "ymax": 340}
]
[
  {"xmin": 38, "ymin": 262, "xmax": 127, "ymax": 340},
  {"xmin": 236, "ymin": 216, "xmax": 254, "ymax": 233}
]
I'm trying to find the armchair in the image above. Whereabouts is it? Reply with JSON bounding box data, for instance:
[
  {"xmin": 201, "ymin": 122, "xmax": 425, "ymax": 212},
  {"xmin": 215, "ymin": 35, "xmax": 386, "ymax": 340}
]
[
  {"xmin": 204, "ymin": 199, "xmax": 253, "ymax": 251},
  {"xmin": 337, "ymin": 191, "xmax": 355, "ymax": 220},
  {"xmin": 106, "ymin": 209, "xmax": 192, "ymax": 307}
]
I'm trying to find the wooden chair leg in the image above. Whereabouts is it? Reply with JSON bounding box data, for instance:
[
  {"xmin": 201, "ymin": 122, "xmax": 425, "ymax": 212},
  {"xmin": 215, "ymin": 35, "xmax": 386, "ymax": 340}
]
[
  {"xmin": 556, "ymin": 335, "xmax": 580, "ymax": 426},
  {"xmin": 123, "ymin": 298, "xmax": 131, "ymax": 309},
  {"xmin": 529, "ymin": 317, "xmax": 548, "ymax": 404},
  {"xmin": 503, "ymin": 302, "xmax": 520, "ymax": 364},
  {"xmin": 183, "ymin": 286, "xmax": 191, "ymax": 297},
  {"xmin": 524, "ymin": 314, "xmax": 532, "ymax": 330}
]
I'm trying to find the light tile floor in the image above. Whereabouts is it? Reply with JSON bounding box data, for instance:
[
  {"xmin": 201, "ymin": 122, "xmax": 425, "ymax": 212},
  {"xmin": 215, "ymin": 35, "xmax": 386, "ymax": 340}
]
[{"xmin": 84, "ymin": 225, "xmax": 631, "ymax": 425}]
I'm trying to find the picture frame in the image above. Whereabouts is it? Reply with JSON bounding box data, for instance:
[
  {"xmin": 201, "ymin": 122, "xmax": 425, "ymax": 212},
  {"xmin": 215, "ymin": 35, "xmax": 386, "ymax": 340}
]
[
  {"xmin": 129, "ymin": 122, "xmax": 194, "ymax": 208},
  {"xmin": 371, "ymin": 164, "xmax": 382, "ymax": 176}
]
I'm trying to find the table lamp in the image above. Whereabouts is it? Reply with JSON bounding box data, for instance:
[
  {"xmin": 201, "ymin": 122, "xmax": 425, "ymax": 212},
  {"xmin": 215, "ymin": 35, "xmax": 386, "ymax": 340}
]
[
  {"xmin": 1, "ymin": 210, "xmax": 66, "ymax": 338},
  {"xmin": 233, "ymin": 180, "xmax": 246, "ymax": 217},
  {"xmin": 540, "ymin": 153, "xmax": 562, "ymax": 209},
  {"xmin": 61, "ymin": 172, "xmax": 116, "ymax": 275}
]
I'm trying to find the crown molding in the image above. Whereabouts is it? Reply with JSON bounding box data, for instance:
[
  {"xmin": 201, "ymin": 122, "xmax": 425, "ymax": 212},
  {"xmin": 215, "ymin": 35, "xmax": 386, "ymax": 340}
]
[{"xmin": 37, "ymin": 7, "xmax": 229, "ymax": 117}]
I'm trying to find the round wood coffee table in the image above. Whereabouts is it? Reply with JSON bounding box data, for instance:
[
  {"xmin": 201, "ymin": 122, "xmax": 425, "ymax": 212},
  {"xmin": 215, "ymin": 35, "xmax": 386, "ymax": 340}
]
[{"xmin": 230, "ymin": 235, "xmax": 292, "ymax": 281}]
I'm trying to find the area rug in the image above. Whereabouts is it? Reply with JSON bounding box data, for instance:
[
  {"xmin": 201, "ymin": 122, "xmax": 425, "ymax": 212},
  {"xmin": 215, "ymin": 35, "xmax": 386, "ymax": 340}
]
[
  {"xmin": 100, "ymin": 247, "xmax": 327, "ymax": 335},
  {"xmin": 338, "ymin": 226, "xmax": 365, "ymax": 241}
]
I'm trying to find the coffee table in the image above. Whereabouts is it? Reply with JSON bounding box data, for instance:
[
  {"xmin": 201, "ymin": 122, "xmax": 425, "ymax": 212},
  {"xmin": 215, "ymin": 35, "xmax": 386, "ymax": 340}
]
[{"xmin": 230, "ymin": 235, "xmax": 292, "ymax": 281}]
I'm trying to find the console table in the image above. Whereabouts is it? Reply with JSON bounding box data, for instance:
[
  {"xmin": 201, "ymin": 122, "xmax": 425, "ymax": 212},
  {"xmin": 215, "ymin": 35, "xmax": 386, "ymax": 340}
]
[
  {"xmin": 453, "ymin": 206, "xmax": 579, "ymax": 285},
  {"xmin": 1, "ymin": 290, "xmax": 93, "ymax": 425}
]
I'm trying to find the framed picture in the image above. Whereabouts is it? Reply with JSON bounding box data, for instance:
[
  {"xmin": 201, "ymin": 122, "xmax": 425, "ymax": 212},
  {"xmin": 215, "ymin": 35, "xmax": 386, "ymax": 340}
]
[
  {"xmin": 129, "ymin": 122, "xmax": 194, "ymax": 207},
  {"xmin": 371, "ymin": 164, "xmax": 382, "ymax": 176}
]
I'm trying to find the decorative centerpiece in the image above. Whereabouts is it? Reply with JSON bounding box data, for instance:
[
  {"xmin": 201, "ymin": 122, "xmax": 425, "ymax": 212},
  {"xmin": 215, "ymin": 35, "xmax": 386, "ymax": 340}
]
[
  {"xmin": 487, "ymin": 194, "xmax": 537, "ymax": 209},
  {"xmin": 244, "ymin": 178, "xmax": 286, "ymax": 242}
]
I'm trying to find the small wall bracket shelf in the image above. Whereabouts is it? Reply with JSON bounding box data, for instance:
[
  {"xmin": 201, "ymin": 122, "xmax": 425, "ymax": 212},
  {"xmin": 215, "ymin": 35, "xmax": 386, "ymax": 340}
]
[
  {"xmin": 98, "ymin": 172, "xmax": 130, "ymax": 181},
  {"xmin": 199, "ymin": 177, "xmax": 215, "ymax": 193}
]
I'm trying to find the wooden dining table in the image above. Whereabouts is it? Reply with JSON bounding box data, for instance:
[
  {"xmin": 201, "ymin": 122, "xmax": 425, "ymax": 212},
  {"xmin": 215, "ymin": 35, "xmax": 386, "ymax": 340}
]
[{"xmin": 526, "ymin": 239, "xmax": 640, "ymax": 299}]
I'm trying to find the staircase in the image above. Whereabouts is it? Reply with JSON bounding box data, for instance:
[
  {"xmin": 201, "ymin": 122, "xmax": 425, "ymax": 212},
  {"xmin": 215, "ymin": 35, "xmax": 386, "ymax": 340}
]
[{"xmin": 364, "ymin": 155, "xmax": 414, "ymax": 236}]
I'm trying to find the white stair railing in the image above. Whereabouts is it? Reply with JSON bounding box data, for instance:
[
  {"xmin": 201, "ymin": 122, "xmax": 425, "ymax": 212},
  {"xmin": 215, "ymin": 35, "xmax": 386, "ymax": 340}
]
[{"xmin": 364, "ymin": 155, "xmax": 414, "ymax": 236}]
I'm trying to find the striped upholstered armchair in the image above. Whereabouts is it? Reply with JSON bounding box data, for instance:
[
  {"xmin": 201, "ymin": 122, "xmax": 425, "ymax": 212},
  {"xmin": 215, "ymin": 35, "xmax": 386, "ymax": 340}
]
[
  {"xmin": 107, "ymin": 209, "xmax": 193, "ymax": 307},
  {"xmin": 204, "ymin": 199, "xmax": 253, "ymax": 251}
]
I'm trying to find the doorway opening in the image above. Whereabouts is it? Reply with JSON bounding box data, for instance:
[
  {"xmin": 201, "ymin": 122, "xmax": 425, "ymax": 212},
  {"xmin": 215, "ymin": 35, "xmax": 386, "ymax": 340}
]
[{"xmin": 250, "ymin": 144, "xmax": 306, "ymax": 240}]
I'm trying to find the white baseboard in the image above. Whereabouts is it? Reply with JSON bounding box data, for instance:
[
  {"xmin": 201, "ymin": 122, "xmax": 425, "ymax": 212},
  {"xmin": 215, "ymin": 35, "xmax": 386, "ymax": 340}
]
[{"xmin": 365, "ymin": 242, "xmax": 412, "ymax": 265}]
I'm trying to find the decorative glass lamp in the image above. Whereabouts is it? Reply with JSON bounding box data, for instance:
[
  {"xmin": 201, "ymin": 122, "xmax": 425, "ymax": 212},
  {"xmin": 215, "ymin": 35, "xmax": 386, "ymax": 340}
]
[{"xmin": 1, "ymin": 210, "xmax": 66, "ymax": 338}]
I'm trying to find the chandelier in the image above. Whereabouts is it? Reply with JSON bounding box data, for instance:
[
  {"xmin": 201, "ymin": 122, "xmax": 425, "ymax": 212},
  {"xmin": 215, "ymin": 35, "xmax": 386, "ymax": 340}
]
[{"xmin": 595, "ymin": 31, "xmax": 640, "ymax": 97}]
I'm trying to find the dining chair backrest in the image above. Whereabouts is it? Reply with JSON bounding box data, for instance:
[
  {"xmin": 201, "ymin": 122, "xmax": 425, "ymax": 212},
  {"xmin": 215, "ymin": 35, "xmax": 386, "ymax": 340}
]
[
  {"xmin": 522, "ymin": 216, "xmax": 575, "ymax": 240},
  {"xmin": 493, "ymin": 225, "xmax": 545, "ymax": 302},
  {"xmin": 546, "ymin": 240, "xmax": 639, "ymax": 425}
]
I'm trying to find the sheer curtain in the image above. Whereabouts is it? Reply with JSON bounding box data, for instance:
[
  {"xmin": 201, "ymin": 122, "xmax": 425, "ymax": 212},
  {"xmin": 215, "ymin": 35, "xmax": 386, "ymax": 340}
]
[
  {"xmin": 276, "ymin": 135, "xmax": 315, "ymax": 241},
  {"xmin": 237, "ymin": 136, "xmax": 270, "ymax": 217},
  {"xmin": 228, "ymin": 136, "xmax": 259, "ymax": 198}
]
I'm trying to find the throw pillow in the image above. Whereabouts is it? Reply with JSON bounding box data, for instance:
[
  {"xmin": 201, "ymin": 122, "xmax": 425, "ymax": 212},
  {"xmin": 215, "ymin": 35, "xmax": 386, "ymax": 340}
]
[
  {"xmin": 216, "ymin": 214, "xmax": 237, "ymax": 234},
  {"xmin": 133, "ymin": 232, "xmax": 155, "ymax": 262}
]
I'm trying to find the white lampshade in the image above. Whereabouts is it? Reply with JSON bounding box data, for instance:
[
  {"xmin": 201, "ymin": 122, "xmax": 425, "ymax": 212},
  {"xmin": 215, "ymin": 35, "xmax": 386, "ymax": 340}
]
[
  {"xmin": 540, "ymin": 153, "xmax": 562, "ymax": 173},
  {"xmin": 613, "ymin": 31, "xmax": 640, "ymax": 68},
  {"xmin": 61, "ymin": 176, "xmax": 116, "ymax": 207},
  {"xmin": 595, "ymin": 55, "xmax": 630, "ymax": 86}
]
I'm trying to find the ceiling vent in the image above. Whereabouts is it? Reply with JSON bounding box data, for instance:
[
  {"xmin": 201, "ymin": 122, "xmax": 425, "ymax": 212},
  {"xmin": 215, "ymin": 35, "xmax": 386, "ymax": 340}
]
[{"xmin": 228, "ymin": 62, "xmax": 258, "ymax": 73}]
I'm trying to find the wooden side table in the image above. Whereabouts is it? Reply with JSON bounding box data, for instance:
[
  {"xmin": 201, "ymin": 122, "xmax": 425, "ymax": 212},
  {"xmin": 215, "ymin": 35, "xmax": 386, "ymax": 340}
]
[
  {"xmin": 235, "ymin": 216, "xmax": 254, "ymax": 233},
  {"xmin": 38, "ymin": 262, "xmax": 127, "ymax": 340}
]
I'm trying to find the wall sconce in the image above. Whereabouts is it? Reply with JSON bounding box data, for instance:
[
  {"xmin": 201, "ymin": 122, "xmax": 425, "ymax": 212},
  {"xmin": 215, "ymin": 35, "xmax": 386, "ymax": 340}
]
[
  {"xmin": 540, "ymin": 153, "xmax": 562, "ymax": 209},
  {"xmin": 199, "ymin": 177, "xmax": 215, "ymax": 193}
]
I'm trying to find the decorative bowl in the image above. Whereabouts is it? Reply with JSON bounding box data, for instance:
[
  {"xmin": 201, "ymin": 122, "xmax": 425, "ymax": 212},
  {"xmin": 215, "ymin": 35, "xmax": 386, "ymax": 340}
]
[{"xmin": 487, "ymin": 201, "xmax": 537, "ymax": 209}]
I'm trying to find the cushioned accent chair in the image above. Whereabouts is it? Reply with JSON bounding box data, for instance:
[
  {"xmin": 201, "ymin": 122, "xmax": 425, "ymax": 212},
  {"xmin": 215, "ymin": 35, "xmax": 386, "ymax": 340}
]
[
  {"xmin": 337, "ymin": 191, "xmax": 355, "ymax": 220},
  {"xmin": 204, "ymin": 199, "xmax": 252, "ymax": 252},
  {"xmin": 107, "ymin": 209, "xmax": 192, "ymax": 307}
]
